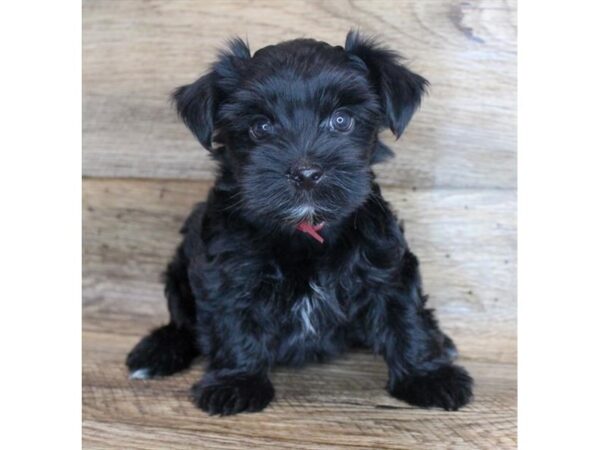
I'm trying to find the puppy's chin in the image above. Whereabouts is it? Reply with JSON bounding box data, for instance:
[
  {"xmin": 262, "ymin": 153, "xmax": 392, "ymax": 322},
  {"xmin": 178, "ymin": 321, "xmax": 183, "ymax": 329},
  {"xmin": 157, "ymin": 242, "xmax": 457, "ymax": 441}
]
[
  {"xmin": 238, "ymin": 202, "xmax": 326, "ymax": 234},
  {"xmin": 287, "ymin": 205, "xmax": 318, "ymax": 226},
  {"xmin": 266, "ymin": 204, "xmax": 353, "ymax": 235}
]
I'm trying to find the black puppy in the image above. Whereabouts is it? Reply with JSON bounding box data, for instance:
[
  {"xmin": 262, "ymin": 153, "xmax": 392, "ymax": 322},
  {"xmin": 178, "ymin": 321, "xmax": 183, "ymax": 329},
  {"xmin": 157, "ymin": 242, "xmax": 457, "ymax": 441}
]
[{"xmin": 127, "ymin": 31, "xmax": 473, "ymax": 415}]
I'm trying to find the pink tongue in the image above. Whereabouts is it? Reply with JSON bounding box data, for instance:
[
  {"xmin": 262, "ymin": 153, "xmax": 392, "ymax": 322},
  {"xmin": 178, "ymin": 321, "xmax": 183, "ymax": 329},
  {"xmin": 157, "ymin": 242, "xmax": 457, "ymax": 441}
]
[{"xmin": 296, "ymin": 221, "xmax": 325, "ymax": 244}]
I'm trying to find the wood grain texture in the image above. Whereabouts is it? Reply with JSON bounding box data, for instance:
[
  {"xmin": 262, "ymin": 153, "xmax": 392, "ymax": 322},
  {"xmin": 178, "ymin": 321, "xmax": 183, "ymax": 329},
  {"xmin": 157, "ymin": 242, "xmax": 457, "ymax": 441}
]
[
  {"xmin": 84, "ymin": 331, "xmax": 516, "ymax": 450},
  {"xmin": 83, "ymin": 178, "xmax": 516, "ymax": 449},
  {"xmin": 83, "ymin": 0, "xmax": 516, "ymax": 189}
]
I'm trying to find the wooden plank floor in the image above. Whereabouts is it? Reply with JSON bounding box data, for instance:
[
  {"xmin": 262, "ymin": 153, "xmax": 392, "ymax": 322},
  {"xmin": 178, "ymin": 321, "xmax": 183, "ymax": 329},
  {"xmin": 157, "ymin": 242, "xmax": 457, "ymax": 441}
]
[
  {"xmin": 84, "ymin": 332, "xmax": 515, "ymax": 449},
  {"xmin": 83, "ymin": 0, "xmax": 517, "ymax": 448}
]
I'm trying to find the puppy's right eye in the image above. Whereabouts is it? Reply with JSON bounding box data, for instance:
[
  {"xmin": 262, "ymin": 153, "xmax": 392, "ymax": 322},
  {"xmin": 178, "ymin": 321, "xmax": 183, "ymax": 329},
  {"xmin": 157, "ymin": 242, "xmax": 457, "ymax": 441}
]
[
  {"xmin": 328, "ymin": 109, "xmax": 355, "ymax": 133},
  {"xmin": 250, "ymin": 118, "xmax": 273, "ymax": 140}
]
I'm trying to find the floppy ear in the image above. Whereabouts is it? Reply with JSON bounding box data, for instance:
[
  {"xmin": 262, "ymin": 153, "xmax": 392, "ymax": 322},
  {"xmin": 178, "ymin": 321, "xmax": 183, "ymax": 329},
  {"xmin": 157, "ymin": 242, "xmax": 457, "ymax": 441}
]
[
  {"xmin": 173, "ymin": 38, "xmax": 251, "ymax": 150},
  {"xmin": 173, "ymin": 73, "xmax": 217, "ymax": 150},
  {"xmin": 345, "ymin": 30, "xmax": 428, "ymax": 138}
]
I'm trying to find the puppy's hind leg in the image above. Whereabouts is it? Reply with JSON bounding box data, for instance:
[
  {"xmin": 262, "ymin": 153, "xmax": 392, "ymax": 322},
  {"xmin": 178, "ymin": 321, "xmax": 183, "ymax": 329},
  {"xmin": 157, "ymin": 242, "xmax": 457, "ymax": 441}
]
[
  {"xmin": 368, "ymin": 250, "xmax": 473, "ymax": 410},
  {"xmin": 126, "ymin": 244, "xmax": 200, "ymax": 379},
  {"xmin": 126, "ymin": 323, "xmax": 198, "ymax": 379}
]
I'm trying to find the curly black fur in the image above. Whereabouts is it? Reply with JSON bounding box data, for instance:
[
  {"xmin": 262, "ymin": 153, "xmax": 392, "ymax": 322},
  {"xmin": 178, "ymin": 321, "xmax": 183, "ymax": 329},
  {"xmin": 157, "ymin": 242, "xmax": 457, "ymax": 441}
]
[{"xmin": 126, "ymin": 31, "xmax": 473, "ymax": 415}]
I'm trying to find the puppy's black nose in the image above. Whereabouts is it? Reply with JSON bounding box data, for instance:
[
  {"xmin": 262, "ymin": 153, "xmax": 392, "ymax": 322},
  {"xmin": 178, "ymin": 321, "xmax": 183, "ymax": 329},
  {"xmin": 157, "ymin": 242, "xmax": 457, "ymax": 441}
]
[{"xmin": 289, "ymin": 165, "xmax": 323, "ymax": 189}]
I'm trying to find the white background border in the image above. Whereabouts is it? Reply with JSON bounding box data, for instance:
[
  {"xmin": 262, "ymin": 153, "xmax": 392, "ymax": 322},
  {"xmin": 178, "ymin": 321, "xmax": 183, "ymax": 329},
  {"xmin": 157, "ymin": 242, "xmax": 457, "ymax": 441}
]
[
  {"xmin": 0, "ymin": 1, "xmax": 81, "ymax": 448},
  {"xmin": 519, "ymin": 0, "xmax": 600, "ymax": 448}
]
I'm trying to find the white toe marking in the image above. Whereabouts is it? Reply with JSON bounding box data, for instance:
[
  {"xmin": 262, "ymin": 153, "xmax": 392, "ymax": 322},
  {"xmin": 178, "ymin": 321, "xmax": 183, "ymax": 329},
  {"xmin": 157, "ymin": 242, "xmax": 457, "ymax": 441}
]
[{"xmin": 129, "ymin": 368, "xmax": 151, "ymax": 380}]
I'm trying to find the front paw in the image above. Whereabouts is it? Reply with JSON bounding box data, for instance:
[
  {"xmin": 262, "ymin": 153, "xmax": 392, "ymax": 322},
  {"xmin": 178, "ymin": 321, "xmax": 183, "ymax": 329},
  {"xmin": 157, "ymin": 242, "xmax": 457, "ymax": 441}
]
[
  {"xmin": 191, "ymin": 373, "xmax": 275, "ymax": 416},
  {"xmin": 388, "ymin": 365, "xmax": 473, "ymax": 411}
]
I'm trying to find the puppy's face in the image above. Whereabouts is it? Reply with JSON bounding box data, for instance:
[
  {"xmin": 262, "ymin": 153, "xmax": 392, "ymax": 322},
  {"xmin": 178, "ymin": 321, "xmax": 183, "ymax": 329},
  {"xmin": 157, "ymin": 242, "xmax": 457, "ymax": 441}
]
[{"xmin": 175, "ymin": 32, "xmax": 427, "ymax": 233}]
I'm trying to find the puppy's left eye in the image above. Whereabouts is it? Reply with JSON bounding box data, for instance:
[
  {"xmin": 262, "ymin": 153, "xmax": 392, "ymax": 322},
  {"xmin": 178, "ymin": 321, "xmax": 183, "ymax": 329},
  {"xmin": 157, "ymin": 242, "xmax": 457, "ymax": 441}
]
[
  {"xmin": 329, "ymin": 110, "xmax": 354, "ymax": 132},
  {"xmin": 250, "ymin": 118, "xmax": 274, "ymax": 140}
]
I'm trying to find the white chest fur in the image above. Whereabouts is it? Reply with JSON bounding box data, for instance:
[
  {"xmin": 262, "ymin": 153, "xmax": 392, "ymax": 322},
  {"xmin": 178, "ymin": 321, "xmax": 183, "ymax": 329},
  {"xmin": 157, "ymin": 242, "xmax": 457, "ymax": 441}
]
[{"xmin": 291, "ymin": 280, "xmax": 338, "ymax": 337}]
